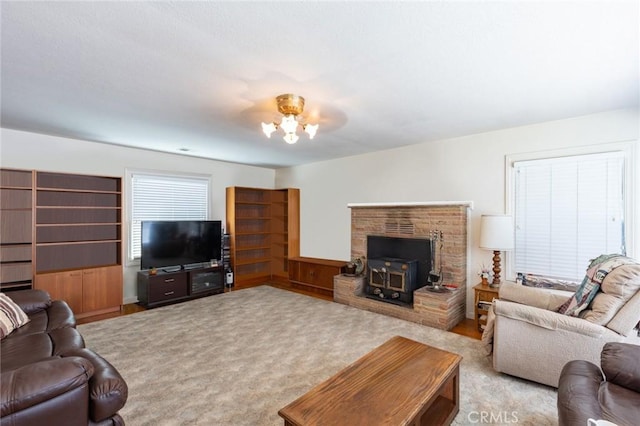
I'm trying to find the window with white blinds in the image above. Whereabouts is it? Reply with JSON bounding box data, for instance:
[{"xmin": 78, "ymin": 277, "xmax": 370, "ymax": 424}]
[
  {"xmin": 129, "ymin": 172, "xmax": 209, "ymax": 261},
  {"xmin": 513, "ymin": 151, "xmax": 626, "ymax": 281}
]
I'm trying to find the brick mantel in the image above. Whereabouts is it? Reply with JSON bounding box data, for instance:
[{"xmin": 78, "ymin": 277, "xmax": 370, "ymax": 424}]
[{"xmin": 334, "ymin": 201, "xmax": 470, "ymax": 330}]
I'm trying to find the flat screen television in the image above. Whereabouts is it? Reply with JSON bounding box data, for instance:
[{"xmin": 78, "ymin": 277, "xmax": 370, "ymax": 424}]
[{"xmin": 140, "ymin": 220, "xmax": 222, "ymax": 270}]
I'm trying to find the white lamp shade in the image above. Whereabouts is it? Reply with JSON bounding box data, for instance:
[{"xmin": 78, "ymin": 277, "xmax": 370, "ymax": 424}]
[{"xmin": 479, "ymin": 215, "xmax": 514, "ymax": 251}]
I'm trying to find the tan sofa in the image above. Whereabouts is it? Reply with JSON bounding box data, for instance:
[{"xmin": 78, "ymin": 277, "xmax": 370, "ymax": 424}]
[{"xmin": 490, "ymin": 263, "xmax": 640, "ymax": 388}]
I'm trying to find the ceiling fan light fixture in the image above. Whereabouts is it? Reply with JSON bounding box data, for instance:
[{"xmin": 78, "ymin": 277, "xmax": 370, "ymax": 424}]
[
  {"xmin": 303, "ymin": 123, "xmax": 318, "ymax": 139},
  {"xmin": 261, "ymin": 94, "xmax": 319, "ymax": 144},
  {"xmin": 261, "ymin": 122, "xmax": 278, "ymax": 138},
  {"xmin": 279, "ymin": 114, "xmax": 298, "ymax": 134},
  {"xmin": 283, "ymin": 133, "xmax": 299, "ymax": 144}
]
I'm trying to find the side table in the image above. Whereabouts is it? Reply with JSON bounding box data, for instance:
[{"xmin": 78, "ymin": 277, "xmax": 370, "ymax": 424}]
[{"xmin": 473, "ymin": 283, "xmax": 500, "ymax": 333}]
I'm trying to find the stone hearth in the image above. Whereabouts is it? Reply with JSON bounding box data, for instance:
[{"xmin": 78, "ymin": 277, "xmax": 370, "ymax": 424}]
[{"xmin": 333, "ymin": 201, "xmax": 471, "ymax": 330}]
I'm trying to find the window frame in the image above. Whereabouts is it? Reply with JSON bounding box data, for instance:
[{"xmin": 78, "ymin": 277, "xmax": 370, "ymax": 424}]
[
  {"xmin": 505, "ymin": 141, "xmax": 636, "ymax": 282},
  {"xmin": 125, "ymin": 168, "xmax": 213, "ymax": 266}
]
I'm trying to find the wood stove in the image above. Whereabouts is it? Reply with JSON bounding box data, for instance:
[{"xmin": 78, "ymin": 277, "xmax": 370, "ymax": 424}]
[
  {"xmin": 365, "ymin": 236, "xmax": 431, "ymax": 307},
  {"xmin": 367, "ymin": 258, "xmax": 418, "ymax": 305}
]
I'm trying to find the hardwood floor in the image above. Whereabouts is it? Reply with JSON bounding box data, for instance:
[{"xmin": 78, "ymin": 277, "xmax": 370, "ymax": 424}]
[
  {"xmin": 77, "ymin": 284, "xmax": 482, "ymax": 340},
  {"xmin": 76, "ymin": 303, "xmax": 145, "ymax": 325},
  {"xmin": 268, "ymin": 281, "xmax": 333, "ymax": 302},
  {"xmin": 450, "ymin": 317, "xmax": 482, "ymax": 340}
]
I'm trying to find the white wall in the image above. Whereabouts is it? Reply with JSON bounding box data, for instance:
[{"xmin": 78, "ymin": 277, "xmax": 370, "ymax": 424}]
[
  {"xmin": 275, "ymin": 108, "xmax": 640, "ymax": 317},
  {"xmin": 0, "ymin": 128, "xmax": 275, "ymax": 303},
  {"xmin": 2, "ymin": 108, "xmax": 638, "ymax": 317}
]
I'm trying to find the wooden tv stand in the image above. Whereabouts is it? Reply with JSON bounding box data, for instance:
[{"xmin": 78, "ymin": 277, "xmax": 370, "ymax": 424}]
[{"xmin": 137, "ymin": 265, "xmax": 224, "ymax": 308}]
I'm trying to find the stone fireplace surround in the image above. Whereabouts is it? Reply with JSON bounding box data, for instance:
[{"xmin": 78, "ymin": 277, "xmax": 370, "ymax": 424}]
[{"xmin": 333, "ymin": 201, "xmax": 472, "ymax": 330}]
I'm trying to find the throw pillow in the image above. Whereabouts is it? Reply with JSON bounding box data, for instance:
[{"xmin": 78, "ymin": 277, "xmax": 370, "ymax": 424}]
[{"xmin": 0, "ymin": 292, "xmax": 30, "ymax": 339}]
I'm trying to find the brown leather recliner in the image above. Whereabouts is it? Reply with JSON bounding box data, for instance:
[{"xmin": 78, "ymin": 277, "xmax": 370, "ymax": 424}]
[
  {"xmin": 0, "ymin": 289, "xmax": 127, "ymax": 425},
  {"xmin": 557, "ymin": 342, "xmax": 640, "ymax": 426}
]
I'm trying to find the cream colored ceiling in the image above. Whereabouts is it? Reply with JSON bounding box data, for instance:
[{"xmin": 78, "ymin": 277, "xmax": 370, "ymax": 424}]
[{"xmin": 1, "ymin": 1, "xmax": 638, "ymax": 168}]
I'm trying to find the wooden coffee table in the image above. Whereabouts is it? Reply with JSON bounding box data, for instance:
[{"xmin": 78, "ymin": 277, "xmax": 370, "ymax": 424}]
[{"xmin": 278, "ymin": 335, "xmax": 462, "ymax": 426}]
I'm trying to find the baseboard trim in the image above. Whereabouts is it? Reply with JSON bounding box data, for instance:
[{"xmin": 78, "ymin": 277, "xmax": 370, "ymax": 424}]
[{"xmin": 124, "ymin": 296, "xmax": 139, "ymax": 305}]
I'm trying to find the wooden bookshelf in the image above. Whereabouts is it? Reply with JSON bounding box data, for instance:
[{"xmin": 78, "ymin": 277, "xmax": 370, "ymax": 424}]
[
  {"xmin": 33, "ymin": 171, "xmax": 123, "ymax": 318},
  {"xmin": 0, "ymin": 169, "xmax": 34, "ymax": 291},
  {"xmin": 226, "ymin": 187, "xmax": 299, "ymax": 288}
]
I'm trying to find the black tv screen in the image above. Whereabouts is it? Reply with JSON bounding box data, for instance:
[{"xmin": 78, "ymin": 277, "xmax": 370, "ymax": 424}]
[{"xmin": 140, "ymin": 220, "xmax": 222, "ymax": 270}]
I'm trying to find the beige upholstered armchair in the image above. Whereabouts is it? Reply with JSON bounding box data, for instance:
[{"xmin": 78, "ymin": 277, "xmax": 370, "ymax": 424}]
[{"xmin": 489, "ymin": 262, "xmax": 640, "ymax": 388}]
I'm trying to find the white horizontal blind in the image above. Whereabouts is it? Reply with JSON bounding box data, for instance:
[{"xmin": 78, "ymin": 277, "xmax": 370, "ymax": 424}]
[
  {"xmin": 513, "ymin": 151, "xmax": 625, "ymax": 281},
  {"xmin": 130, "ymin": 173, "xmax": 209, "ymax": 260}
]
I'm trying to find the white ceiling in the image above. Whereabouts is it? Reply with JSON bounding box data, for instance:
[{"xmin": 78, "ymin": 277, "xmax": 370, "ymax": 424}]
[{"xmin": 1, "ymin": 1, "xmax": 638, "ymax": 168}]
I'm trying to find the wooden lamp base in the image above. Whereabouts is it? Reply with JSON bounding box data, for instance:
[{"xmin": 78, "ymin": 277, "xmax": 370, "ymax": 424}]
[{"xmin": 491, "ymin": 250, "xmax": 502, "ymax": 287}]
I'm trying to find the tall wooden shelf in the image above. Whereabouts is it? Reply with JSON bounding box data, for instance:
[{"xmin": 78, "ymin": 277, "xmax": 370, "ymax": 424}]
[
  {"xmin": 0, "ymin": 168, "xmax": 123, "ymax": 319},
  {"xmin": 226, "ymin": 187, "xmax": 299, "ymax": 288},
  {"xmin": 35, "ymin": 171, "xmax": 122, "ymax": 273},
  {"xmin": 34, "ymin": 171, "xmax": 123, "ymax": 318},
  {"xmin": 0, "ymin": 169, "xmax": 34, "ymax": 291}
]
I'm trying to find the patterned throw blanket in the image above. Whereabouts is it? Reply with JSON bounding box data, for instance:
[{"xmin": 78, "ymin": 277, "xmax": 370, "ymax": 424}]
[{"xmin": 556, "ymin": 254, "xmax": 637, "ymax": 316}]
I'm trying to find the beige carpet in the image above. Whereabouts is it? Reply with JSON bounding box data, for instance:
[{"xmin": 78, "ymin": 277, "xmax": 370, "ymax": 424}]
[{"xmin": 78, "ymin": 286, "xmax": 557, "ymax": 426}]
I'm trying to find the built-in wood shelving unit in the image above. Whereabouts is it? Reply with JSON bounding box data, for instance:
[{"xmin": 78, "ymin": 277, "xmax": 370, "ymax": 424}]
[
  {"xmin": 34, "ymin": 171, "xmax": 123, "ymax": 318},
  {"xmin": 0, "ymin": 168, "xmax": 123, "ymax": 319},
  {"xmin": 226, "ymin": 187, "xmax": 299, "ymax": 288},
  {"xmin": 0, "ymin": 169, "xmax": 34, "ymax": 291},
  {"xmin": 35, "ymin": 171, "xmax": 122, "ymax": 273}
]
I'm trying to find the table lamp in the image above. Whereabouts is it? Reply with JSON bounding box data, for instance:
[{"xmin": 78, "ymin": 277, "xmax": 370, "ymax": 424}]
[{"xmin": 479, "ymin": 215, "xmax": 514, "ymax": 287}]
